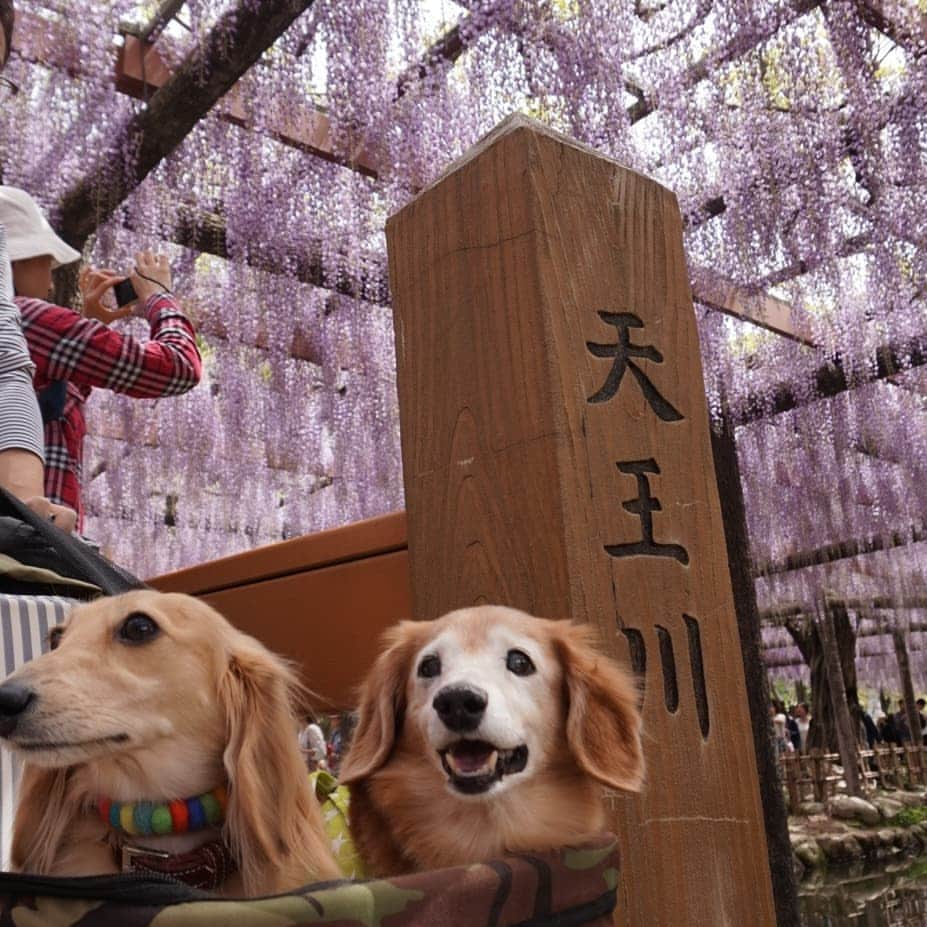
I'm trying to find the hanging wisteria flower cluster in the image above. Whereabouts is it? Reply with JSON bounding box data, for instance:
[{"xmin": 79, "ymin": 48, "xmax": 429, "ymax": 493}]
[{"xmin": 0, "ymin": 0, "xmax": 924, "ymax": 688}]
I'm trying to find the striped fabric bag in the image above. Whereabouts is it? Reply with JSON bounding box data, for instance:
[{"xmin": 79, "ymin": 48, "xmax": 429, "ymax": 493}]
[{"xmin": 0, "ymin": 594, "xmax": 73, "ymax": 866}]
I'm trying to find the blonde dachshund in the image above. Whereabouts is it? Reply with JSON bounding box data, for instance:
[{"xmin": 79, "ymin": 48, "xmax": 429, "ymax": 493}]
[
  {"xmin": 340, "ymin": 605, "xmax": 644, "ymax": 875},
  {"xmin": 0, "ymin": 590, "xmax": 339, "ymax": 894}
]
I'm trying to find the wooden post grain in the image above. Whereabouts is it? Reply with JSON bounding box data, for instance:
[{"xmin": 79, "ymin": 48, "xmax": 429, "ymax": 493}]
[
  {"xmin": 387, "ymin": 115, "xmax": 775, "ymax": 927},
  {"xmin": 873, "ymin": 745, "xmax": 887, "ymax": 788},
  {"xmin": 811, "ymin": 749, "xmax": 825, "ymax": 802},
  {"xmin": 887, "ymin": 742, "xmax": 901, "ymax": 789},
  {"xmin": 783, "ymin": 754, "xmax": 800, "ymax": 812}
]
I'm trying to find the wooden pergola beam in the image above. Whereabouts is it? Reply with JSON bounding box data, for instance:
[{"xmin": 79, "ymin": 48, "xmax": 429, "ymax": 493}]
[
  {"xmin": 691, "ymin": 267, "xmax": 815, "ymax": 345},
  {"xmin": 754, "ymin": 521, "xmax": 927, "ymax": 577},
  {"xmin": 161, "ymin": 201, "xmax": 809, "ymax": 336},
  {"xmin": 762, "ymin": 599, "xmax": 927, "ymax": 623},
  {"xmin": 763, "ymin": 632, "xmax": 926, "ymax": 669},
  {"xmin": 395, "ymin": 18, "xmax": 465, "ymax": 100},
  {"xmin": 646, "ymin": 0, "xmax": 823, "ymax": 116},
  {"xmin": 25, "ymin": 0, "xmax": 900, "ymax": 353},
  {"xmin": 854, "ymin": 0, "xmax": 927, "ymax": 59},
  {"xmin": 10, "ymin": 8, "xmax": 85, "ymax": 74},
  {"xmin": 170, "ymin": 209, "xmax": 389, "ymax": 306},
  {"xmin": 731, "ymin": 321, "xmax": 927, "ymax": 426},
  {"xmin": 115, "ymin": 34, "xmax": 378, "ymax": 177},
  {"xmin": 126, "ymin": 0, "xmax": 186, "ymax": 44},
  {"xmin": 57, "ymin": 0, "xmax": 320, "ymax": 251}
]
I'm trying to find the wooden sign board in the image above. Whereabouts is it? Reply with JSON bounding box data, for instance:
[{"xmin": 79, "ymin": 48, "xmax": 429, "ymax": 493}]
[{"xmin": 387, "ymin": 115, "xmax": 775, "ymax": 926}]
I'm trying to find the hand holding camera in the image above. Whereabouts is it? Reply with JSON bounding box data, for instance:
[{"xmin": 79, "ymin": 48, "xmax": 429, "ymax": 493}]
[
  {"xmin": 78, "ymin": 267, "xmax": 135, "ymax": 324},
  {"xmin": 78, "ymin": 252, "xmax": 173, "ymax": 324},
  {"xmin": 129, "ymin": 251, "xmax": 173, "ymax": 305}
]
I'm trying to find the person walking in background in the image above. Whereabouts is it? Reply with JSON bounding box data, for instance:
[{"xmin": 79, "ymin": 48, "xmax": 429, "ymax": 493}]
[
  {"xmin": 299, "ymin": 720, "xmax": 328, "ymax": 771},
  {"xmin": 860, "ymin": 707, "xmax": 880, "ymax": 750},
  {"xmin": 880, "ymin": 710, "xmax": 900, "ymax": 746},
  {"xmin": 793, "ymin": 702, "xmax": 811, "ymax": 753},
  {"xmin": 770, "ymin": 702, "xmax": 793, "ymax": 756},
  {"xmin": 786, "ymin": 706, "xmax": 801, "ymax": 752},
  {"xmin": 1, "ymin": 185, "xmax": 202, "ymax": 531},
  {"xmin": 894, "ymin": 700, "xmax": 911, "ymax": 744}
]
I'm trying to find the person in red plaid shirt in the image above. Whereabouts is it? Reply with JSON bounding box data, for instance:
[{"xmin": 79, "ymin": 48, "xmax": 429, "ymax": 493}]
[{"xmin": 3, "ymin": 191, "xmax": 202, "ymax": 531}]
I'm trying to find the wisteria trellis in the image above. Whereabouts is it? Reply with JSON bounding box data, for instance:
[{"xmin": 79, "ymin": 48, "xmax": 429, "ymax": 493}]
[{"xmin": 0, "ymin": 0, "xmax": 924, "ymax": 689}]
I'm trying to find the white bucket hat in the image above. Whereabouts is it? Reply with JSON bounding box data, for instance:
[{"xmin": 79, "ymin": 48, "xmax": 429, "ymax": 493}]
[{"xmin": 0, "ymin": 186, "xmax": 81, "ymax": 267}]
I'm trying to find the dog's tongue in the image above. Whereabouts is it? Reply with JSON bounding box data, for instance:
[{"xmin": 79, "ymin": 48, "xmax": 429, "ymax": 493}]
[{"xmin": 448, "ymin": 740, "xmax": 497, "ymax": 776}]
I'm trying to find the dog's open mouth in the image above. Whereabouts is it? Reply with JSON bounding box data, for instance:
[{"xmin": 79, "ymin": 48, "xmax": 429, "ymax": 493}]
[{"xmin": 439, "ymin": 740, "xmax": 528, "ymax": 794}]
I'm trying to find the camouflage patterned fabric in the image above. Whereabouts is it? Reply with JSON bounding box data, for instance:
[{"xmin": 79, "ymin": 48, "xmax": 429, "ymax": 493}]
[{"xmin": 0, "ymin": 833, "xmax": 618, "ymax": 926}]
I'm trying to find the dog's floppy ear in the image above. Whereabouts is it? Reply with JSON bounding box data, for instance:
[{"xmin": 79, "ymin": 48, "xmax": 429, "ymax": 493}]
[
  {"xmin": 11, "ymin": 764, "xmax": 77, "ymax": 873},
  {"xmin": 339, "ymin": 620, "xmax": 427, "ymax": 784},
  {"xmin": 555, "ymin": 622, "xmax": 644, "ymax": 792},
  {"xmin": 219, "ymin": 638, "xmax": 339, "ymax": 892}
]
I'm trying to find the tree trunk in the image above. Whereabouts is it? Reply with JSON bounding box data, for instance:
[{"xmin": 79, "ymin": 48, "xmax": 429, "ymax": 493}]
[
  {"xmin": 817, "ymin": 599, "xmax": 862, "ymax": 796},
  {"xmin": 785, "ymin": 603, "xmax": 861, "ymax": 753},
  {"xmin": 711, "ymin": 417, "xmax": 800, "ymax": 927},
  {"xmin": 892, "ymin": 627, "xmax": 922, "ymax": 745}
]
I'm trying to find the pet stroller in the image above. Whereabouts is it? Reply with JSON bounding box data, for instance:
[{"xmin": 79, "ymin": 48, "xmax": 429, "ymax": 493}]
[{"xmin": 0, "ymin": 488, "xmax": 620, "ymax": 926}]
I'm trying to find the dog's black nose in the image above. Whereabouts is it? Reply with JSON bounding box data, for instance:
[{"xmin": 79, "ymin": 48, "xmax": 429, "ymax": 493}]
[
  {"xmin": 0, "ymin": 683, "xmax": 35, "ymax": 738},
  {"xmin": 433, "ymin": 685, "xmax": 487, "ymax": 733}
]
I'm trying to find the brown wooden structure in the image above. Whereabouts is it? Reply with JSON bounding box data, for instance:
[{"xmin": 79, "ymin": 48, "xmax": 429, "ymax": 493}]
[
  {"xmin": 152, "ymin": 512, "xmax": 411, "ymax": 709},
  {"xmin": 387, "ymin": 116, "xmax": 775, "ymax": 926},
  {"xmin": 780, "ymin": 745, "xmax": 927, "ymax": 812},
  {"xmin": 152, "ymin": 118, "xmax": 780, "ymax": 925}
]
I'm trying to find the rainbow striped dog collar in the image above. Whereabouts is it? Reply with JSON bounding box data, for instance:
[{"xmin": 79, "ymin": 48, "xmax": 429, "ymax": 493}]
[{"xmin": 97, "ymin": 785, "xmax": 228, "ymax": 837}]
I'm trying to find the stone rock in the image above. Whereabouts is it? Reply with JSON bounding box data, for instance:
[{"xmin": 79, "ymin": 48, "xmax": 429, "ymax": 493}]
[
  {"xmin": 792, "ymin": 856, "xmax": 806, "ymax": 880},
  {"xmin": 797, "ymin": 801, "xmax": 826, "ymax": 816},
  {"xmin": 871, "ymin": 796, "xmax": 905, "ymax": 820},
  {"xmin": 852, "ymin": 830, "xmax": 880, "ymax": 854},
  {"xmin": 877, "ymin": 828, "xmax": 898, "ymax": 848},
  {"xmin": 896, "ymin": 791, "xmax": 927, "ymax": 808},
  {"xmin": 816, "ymin": 833, "xmax": 862, "ymax": 861},
  {"xmin": 839, "ymin": 834, "xmax": 863, "ymax": 859},
  {"xmin": 829, "ymin": 795, "xmax": 882, "ymax": 826},
  {"xmin": 793, "ymin": 839, "xmax": 825, "ymax": 870}
]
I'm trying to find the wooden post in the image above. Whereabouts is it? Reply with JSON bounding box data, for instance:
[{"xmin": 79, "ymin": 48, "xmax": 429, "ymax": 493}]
[
  {"xmin": 873, "ymin": 745, "xmax": 887, "ymax": 789},
  {"xmin": 811, "ymin": 749, "xmax": 826, "ymax": 802},
  {"xmin": 892, "ymin": 626, "xmax": 922, "ymax": 756},
  {"xmin": 783, "ymin": 754, "xmax": 800, "ymax": 813},
  {"xmin": 711, "ymin": 414, "xmax": 800, "ymax": 925},
  {"xmin": 816, "ymin": 599, "xmax": 862, "ymax": 796},
  {"xmin": 387, "ymin": 114, "xmax": 776, "ymax": 927},
  {"xmin": 909, "ymin": 748, "xmax": 919, "ymax": 787},
  {"xmin": 799, "ymin": 753, "xmax": 812, "ymax": 804},
  {"xmin": 887, "ymin": 742, "xmax": 901, "ymax": 789}
]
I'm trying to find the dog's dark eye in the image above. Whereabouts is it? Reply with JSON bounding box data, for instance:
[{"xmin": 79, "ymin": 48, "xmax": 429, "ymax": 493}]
[
  {"xmin": 117, "ymin": 612, "xmax": 160, "ymax": 645},
  {"xmin": 417, "ymin": 654, "xmax": 441, "ymax": 678},
  {"xmin": 506, "ymin": 649, "xmax": 535, "ymax": 676},
  {"xmin": 48, "ymin": 626, "xmax": 64, "ymax": 651}
]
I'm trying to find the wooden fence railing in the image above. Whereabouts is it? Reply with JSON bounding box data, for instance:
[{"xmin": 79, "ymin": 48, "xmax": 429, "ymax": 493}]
[{"xmin": 779, "ymin": 745, "xmax": 927, "ymax": 812}]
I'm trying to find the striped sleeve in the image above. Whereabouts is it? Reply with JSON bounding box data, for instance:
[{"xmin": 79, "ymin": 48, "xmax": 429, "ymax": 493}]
[
  {"xmin": 0, "ymin": 594, "xmax": 73, "ymax": 867},
  {"xmin": 18, "ymin": 294, "xmax": 202, "ymax": 398},
  {"xmin": 0, "ymin": 226, "xmax": 45, "ymax": 460}
]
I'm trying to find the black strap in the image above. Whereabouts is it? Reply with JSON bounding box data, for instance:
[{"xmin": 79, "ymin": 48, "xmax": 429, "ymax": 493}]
[{"xmin": 0, "ymin": 487, "xmax": 146, "ymax": 596}]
